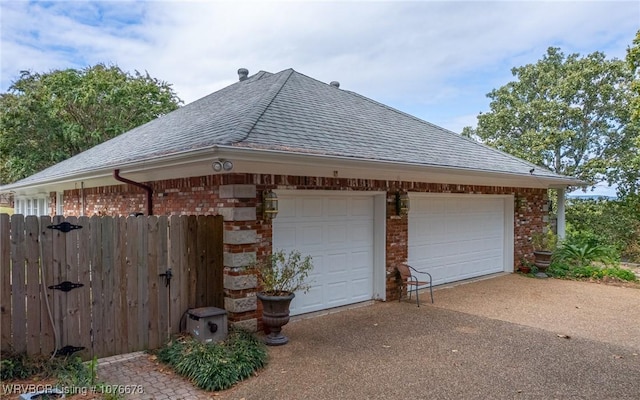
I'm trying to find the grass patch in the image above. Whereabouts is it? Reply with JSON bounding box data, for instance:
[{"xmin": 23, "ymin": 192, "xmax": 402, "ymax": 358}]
[{"xmin": 156, "ymin": 330, "xmax": 268, "ymax": 392}]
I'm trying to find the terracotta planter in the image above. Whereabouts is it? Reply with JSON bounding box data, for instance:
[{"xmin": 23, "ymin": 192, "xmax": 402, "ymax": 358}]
[
  {"xmin": 519, "ymin": 265, "xmax": 531, "ymax": 274},
  {"xmin": 257, "ymin": 292, "xmax": 295, "ymax": 346},
  {"xmin": 533, "ymin": 250, "xmax": 553, "ymax": 272}
]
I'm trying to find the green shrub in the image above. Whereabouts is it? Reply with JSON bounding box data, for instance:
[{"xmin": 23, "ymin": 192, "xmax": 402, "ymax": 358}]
[
  {"xmin": 156, "ymin": 330, "xmax": 268, "ymax": 391},
  {"xmin": 55, "ymin": 356, "xmax": 94, "ymax": 388},
  {"xmin": 566, "ymin": 197, "xmax": 640, "ymax": 262},
  {"xmin": 602, "ymin": 267, "xmax": 637, "ymax": 281},
  {"xmin": 553, "ymin": 241, "xmax": 619, "ymax": 268},
  {"xmin": 0, "ymin": 353, "xmax": 35, "ymax": 380},
  {"xmin": 572, "ymin": 265, "xmax": 603, "ymax": 279},
  {"xmin": 532, "ymin": 229, "xmax": 558, "ymax": 251},
  {"xmin": 0, "ymin": 353, "xmax": 121, "ymax": 398},
  {"xmin": 547, "ymin": 262, "xmax": 569, "ymax": 278},
  {"xmin": 549, "ymin": 262, "xmax": 637, "ymax": 282}
]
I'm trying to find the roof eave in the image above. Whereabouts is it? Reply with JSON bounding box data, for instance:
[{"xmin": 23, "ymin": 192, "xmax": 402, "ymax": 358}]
[
  {"xmin": 216, "ymin": 146, "xmax": 583, "ymax": 188},
  {"xmin": 2, "ymin": 146, "xmax": 582, "ymax": 196}
]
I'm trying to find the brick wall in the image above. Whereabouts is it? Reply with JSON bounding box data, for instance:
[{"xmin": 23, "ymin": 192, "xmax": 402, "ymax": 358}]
[{"xmin": 62, "ymin": 172, "xmax": 547, "ymax": 327}]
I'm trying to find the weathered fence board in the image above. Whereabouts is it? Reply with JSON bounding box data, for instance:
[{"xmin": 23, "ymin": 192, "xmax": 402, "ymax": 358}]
[
  {"xmin": 77, "ymin": 216, "xmax": 92, "ymax": 356},
  {"xmin": 169, "ymin": 215, "xmax": 186, "ymax": 333},
  {"xmin": 25, "ymin": 216, "xmax": 40, "ymax": 356},
  {"xmin": 211, "ymin": 219, "xmax": 224, "ymax": 308},
  {"xmin": 65, "ymin": 216, "xmax": 81, "ymax": 355},
  {"xmin": 10, "ymin": 215, "xmax": 26, "ymax": 354},
  {"xmin": 112, "ymin": 217, "xmax": 129, "ymax": 354},
  {"xmin": 39, "ymin": 216, "xmax": 55, "ymax": 355},
  {"xmin": 51, "ymin": 215, "xmax": 65, "ymax": 352},
  {"xmin": 90, "ymin": 216, "xmax": 104, "ymax": 358},
  {"xmin": 156, "ymin": 216, "xmax": 169, "ymax": 344},
  {"xmin": 0, "ymin": 214, "xmax": 223, "ymax": 359},
  {"xmin": 147, "ymin": 216, "xmax": 160, "ymax": 350},
  {"xmin": 137, "ymin": 215, "xmax": 149, "ymax": 351},
  {"xmin": 125, "ymin": 217, "xmax": 138, "ymax": 353},
  {"xmin": 1, "ymin": 214, "xmax": 12, "ymax": 352}
]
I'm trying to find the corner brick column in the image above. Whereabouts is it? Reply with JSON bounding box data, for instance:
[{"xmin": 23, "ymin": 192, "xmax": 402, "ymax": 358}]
[
  {"xmin": 219, "ymin": 184, "xmax": 259, "ymax": 332},
  {"xmin": 385, "ymin": 190, "xmax": 408, "ymax": 301}
]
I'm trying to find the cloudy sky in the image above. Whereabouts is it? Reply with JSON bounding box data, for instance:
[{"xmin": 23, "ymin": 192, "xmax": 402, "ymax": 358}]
[{"xmin": 1, "ymin": 0, "xmax": 638, "ymax": 137}]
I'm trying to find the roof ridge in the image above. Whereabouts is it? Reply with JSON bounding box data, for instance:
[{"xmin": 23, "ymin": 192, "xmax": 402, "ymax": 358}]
[
  {"xmin": 228, "ymin": 68, "xmax": 294, "ymax": 144},
  {"xmin": 245, "ymin": 70, "xmax": 272, "ymax": 82},
  {"xmin": 229, "ymin": 69, "xmax": 294, "ymax": 144}
]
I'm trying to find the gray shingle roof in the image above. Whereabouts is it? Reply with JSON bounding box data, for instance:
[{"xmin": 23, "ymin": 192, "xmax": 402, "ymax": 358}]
[{"xmin": 4, "ymin": 68, "xmax": 572, "ymax": 188}]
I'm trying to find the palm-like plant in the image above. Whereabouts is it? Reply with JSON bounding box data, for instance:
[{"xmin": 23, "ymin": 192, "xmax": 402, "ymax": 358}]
[{"xmin": 553, "ymin": 242, "xmax": 618, "ymax": 268}]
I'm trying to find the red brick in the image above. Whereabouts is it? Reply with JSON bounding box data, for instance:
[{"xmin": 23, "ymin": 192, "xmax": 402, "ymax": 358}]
[{"xmin": 60, "ymin": 173, "xmax": 547, "ymax": 322}]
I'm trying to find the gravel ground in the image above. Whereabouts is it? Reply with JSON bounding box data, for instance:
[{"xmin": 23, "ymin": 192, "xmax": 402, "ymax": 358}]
[
  {"xmin": 220, "ymin": 274, "xmax": 640, "ymax": 400},
  {"xmin": 432, "ymin": 273, "xmax": 640, "ymax": 349}
]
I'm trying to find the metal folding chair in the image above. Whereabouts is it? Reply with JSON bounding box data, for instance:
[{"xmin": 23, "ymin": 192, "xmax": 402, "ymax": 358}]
[{"xmin": 397, "ymin": 263, "xmax": 433, "ymax": 306}]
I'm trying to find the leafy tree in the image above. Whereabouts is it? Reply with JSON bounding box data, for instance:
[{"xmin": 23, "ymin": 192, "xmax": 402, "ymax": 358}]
[
  {"xmin": 614, "ymin": 30, "xmax": 640, "ymax": 198},
  {"xmin": 0, "ymin": 64, "xmax": 182, "ymax": 184},
  {"xmin": 628, "ymin": 30, "xmax": 640, "ymax": 121},
  {"xmin": 462, "ymin": 47, "xmax": 634, "ymax": 191}
]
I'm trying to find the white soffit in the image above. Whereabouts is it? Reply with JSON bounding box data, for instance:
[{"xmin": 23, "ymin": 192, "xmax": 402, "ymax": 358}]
[{"xmin": 6, "ymin": 146, "xmax": 577, "ymax": 195}]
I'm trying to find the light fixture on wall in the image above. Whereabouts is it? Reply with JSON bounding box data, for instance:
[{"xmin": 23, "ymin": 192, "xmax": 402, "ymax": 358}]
[
  {"xmin": 396, "ymin": 191, "xmax": 410, "ymax": 216},
  {"xmin": 263, "ymin": 189, "xmax": 278, "ymax": 220},
  {"xmin": 212, "ymin": 159, "xmax": 233, "ymax": 172}
]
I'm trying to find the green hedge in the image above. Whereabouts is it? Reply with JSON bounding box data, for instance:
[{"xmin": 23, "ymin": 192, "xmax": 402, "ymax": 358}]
[{"xmin": 156, "ymin": 330, "xmax": 268, "ymax": 391}]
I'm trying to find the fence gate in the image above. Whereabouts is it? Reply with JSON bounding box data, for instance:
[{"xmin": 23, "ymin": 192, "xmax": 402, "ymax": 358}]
[{"xmin": 0, "ymin": 214, "xmax": 223, "ymax": 360}]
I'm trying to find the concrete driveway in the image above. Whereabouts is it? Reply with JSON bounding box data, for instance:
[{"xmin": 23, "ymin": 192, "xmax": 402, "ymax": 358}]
[{"xmin": 221, "ymin": 274, "xmax": 640, "ymax": 400}]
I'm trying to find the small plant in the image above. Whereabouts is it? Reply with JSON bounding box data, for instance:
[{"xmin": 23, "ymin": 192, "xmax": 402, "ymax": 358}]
[
  {"xmin": 547, "ymin": 262, "xmax": 569, "ymax": 278},
  {"xmin": 547, "ymin": 238, "xmax": 636, "ymax": 283},
  {"xmin": 532, "ymin": 229, "xmax": 558, "ymax": 252},
  {"xmin": 553, "ymin": 242, "xmax": 618, "ymax": 268},
  {"xmin": 0, "ymin": 353, "xmax": 123, "ymax": 399},
  {"xmin": 0, "ymin": 352, "xmax": 35, "ymax": 380},
  {"xmin": 54, "ymin": 356, "xmax": 93, "ymax": 389},
  {"xmin": 519, "ymin": 258, "xmax": 537, "ymax": 274},
  {"xmin": 571, "ymin": 265, "xmax": 637, "ymax": 281},
  {"xmin": 156, "ymin": 330, "xmax": 268, "ymax": 391},
  {"xmin": 603, "ymin": 267, "xmax": 637, "ymax": 281},
  {"xmin": 255, "ymin": 249, "xmax": 314, "ymax": 295}
]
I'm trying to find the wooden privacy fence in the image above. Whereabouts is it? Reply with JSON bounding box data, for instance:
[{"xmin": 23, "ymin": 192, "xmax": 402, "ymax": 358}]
[{"xmin": 0, "ymin": 214, "xmax": 223, "ymax": 360}]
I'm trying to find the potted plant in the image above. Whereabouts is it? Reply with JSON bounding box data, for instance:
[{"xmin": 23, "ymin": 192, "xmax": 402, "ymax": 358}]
[
  {"xmin": 531, "ymin": 229, "xmax": 558, "ymax": 272},
  {"xmin": 519, "ymin": 258, "xmax": 535, "ymax": 274},
  {"xmin": 255, "ymin": 249, "xmax": 313, "ymax": 345}
]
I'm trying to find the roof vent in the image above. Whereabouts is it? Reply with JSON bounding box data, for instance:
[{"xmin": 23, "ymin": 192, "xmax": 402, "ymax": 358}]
[
  {"xmin": 329, "ymin": 81, "xmax": 340, "ymax": 88},
  {"xmin": 238, "ymin": 68, "xmax": 249, "ymax": 81}
]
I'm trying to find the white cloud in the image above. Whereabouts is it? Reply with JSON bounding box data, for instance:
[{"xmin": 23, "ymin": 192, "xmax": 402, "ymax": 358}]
[{"xmin": 1, "ymin": 0, "xmax": 638, "ymax": 132}]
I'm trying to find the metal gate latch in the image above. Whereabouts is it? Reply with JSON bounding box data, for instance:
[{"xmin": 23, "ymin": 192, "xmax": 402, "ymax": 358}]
[
  {"xmin": 49, "ymin": 281, "xmax": 84, "ymax": 292},
  {"xmin": 159, "ymin": 268, "xmax": 173, "ymax": 287},
  {"xmin": 47, "ymin": 222, "xmax": 83, "ymax": 233}
]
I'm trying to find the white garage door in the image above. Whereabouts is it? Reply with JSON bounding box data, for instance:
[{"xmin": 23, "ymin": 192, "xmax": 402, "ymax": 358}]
[
  {"xmin": 273, "ymin": 193, "xmax": 375, "ymax": 316},
  {"xmin": 408, "ymin": 195, "xmax": 506, "ymax": 286}
]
